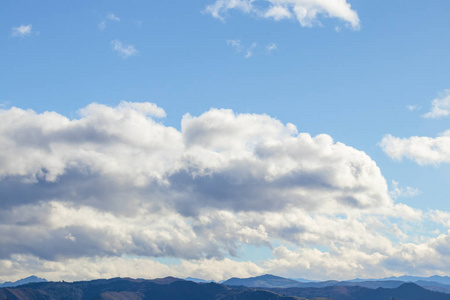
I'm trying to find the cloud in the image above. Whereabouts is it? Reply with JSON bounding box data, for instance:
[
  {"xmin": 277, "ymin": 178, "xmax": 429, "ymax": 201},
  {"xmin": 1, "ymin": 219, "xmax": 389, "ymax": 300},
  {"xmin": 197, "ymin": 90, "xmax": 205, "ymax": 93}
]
[
  {"xmin": 423, "ymin": 90, "xmax": 450, "ymax": 119},
  {"xmin": 245, "ymin": 42, "xmax": 256, "ymax": 58},
  {"xmin": 407, "ymin": 104, "xmax": 421, "ymax": 111},
  {"xmin": 111, "ymin": 40, "xmax": 138, "ymax": 58},
  {"xmin": 11, "ymin": 24, "xmax": 32, "ymax": 37},
  {"xmin": 0, "ymin": 102, "xmax": 446, "ymax": 281},
  {"xmin": 266, "ymin": 43, "xmax": 278, "ymax": 52},
  {"xmin": 205, "ymin": 0, "xmax": 360, "ymax": 29},
  {"xmin": 0, "ymin": 254, "xmax": 264, "ymax": 283},
  {"xmin": 106, "ymin": 13, "xmax": 120, "ymax": 22},
  {"xmin": 227, "ymin": 40, "xmax": 256, "ymax": 58},
  {"xmin": 380, "ymin": 131, "xmax": 450, "ymax": 165},
  {"xmin": 227, "ymin": 40, "xmax": 275, "ymax": 58},
  {"xmin": 98, "ymin": 21, "xmax": 107, "ymax": 31},
  {"xmin": 389, "ymin": 180, "xmax": 420, "ymax": 200},
  {"xmin": 227, "ymin": 39, "xmax": 243, "ymax": 52},
  {"xmin": 98, "ymin": 13, "xmax": 120, "ymax": 30}
]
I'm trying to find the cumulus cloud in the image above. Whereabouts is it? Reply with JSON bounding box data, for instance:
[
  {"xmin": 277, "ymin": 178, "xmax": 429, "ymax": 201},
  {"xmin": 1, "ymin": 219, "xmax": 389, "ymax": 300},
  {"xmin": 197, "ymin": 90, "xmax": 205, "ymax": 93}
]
[
  {"xmin": 380, "ymin": 131, "xmax": 450, "ymax": 165},
  {"xmin": 11, "ymin": 24, "xmax": 33, "ymax": 37},
  {"xmin": 205, "ymin": 0, "xmax": 360, "ymax": 29},
  {"xmin": 111, "ymin": 40, "xmax": 138, "ymax": 58},
  {"xmin": 0, "ymin": 102, "xmax": 446, "ymax": 281},
  {"xmin": 423, "ymin": 90, "xmax": 450, "ymax": 119},
  {"xmin": 0, "ymin": 254, "xmax": 265, "ymax": 283}
]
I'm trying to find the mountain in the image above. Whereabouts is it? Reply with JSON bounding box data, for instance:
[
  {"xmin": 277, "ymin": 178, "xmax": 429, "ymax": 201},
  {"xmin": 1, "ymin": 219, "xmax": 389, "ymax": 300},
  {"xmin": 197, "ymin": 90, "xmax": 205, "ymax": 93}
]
[
  {"xmin": 184, "ymin": 277, "xmax": 214, "ymax": 283},
  {"xmin": 2, "ymin": 276, "xmax": 450, "ymax": 300},
  {"xmin": 223, "ymin": 274, "xmax": 303, "ymax": 288},
  {"xmin": 383, "ymin": 275, "xmax": 450, "ymax": 285},
  {"xmin": 289, "ymin": 278, "xmax": 317, "ymax": 283},
  {"xmin": 224, "ymin": 274, "xmax": 450, "ymax": 293},
  {"xmin": 0, "ymin": 277, "xmax": 324, "ymax": 300},
  {"xmin": 269, "ymin": 282, "xmax": 450, "ymax": 300},
  {"xmin": 0, "ymin": 276, "xmax": 47, "ymax": 288}
]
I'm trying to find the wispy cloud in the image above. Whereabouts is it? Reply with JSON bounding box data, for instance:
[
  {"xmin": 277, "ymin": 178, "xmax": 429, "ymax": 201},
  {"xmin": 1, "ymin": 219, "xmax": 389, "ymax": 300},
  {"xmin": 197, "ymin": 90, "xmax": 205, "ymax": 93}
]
[
  {"xmin": 106, "ymin": 13, "xmax": 120, "ymax": 22},
  {"xmin": 98, "ymin": 21, "xmax": 107, "ymax": 31},
  {"xmin": 227, "ymin": 40, "xmax": 276, "ymax": 58},
  {"xmin": 227, "ymin": 39, "xmax": 243, "ymax": 52},
  {"xmin": 245, "ymin": 42, "xmax": 256, "ymax": 58},
  {"xmin": 407, "ymin": 104, "xmax": 421, "ymax": 111},
  {"xmin": 111, "ymin": 40, "xmax": 138, "ymax": 58},
  {"xmin": 206, "ymin": 0, "xmax": 360, "ymax": 30},
  {"xmin": 11, "ymin": 24, "xmax": 33, "ymax": 37},
  {"xmin": 389, "ymin": 180, "xmax": 420, "ymax": 199},
  {"xmin": 266, "ymin": 43, "xmax": 278, "ymax": 52},
  {"xmin": 98, "ymin": 13, "xmax": 120, "ymax": 31},
  {"xmin": 423, "ymin": 90, "xmax": 450, "ymax": 119}
]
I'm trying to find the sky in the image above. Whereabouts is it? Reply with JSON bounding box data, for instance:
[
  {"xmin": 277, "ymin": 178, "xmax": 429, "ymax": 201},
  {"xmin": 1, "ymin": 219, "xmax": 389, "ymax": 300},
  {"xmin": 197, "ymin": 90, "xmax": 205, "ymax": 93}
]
[{"xmin": 1, "ymin": 0, "xmax": 450, "ymax": 282}]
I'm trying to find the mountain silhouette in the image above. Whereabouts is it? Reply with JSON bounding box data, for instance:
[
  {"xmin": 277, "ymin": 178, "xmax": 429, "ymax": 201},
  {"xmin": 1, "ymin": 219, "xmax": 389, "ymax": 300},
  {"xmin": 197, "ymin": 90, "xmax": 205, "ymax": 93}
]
[{"xmin": 2, "ymin": 276, "xmax": 450, "ymax": 300}]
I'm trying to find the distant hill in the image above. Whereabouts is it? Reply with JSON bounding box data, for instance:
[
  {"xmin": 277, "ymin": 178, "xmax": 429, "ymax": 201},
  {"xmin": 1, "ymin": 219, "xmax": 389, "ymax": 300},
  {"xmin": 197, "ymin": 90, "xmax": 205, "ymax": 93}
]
[
  {"xmin": 0, "ymin": 276, "xmax": 47, "ymax": 288},
  {"xmin": 383, "ymin": 275, "xmax": 450, "ymax": 285},
  {"xmin": 2, "ymin": 276, "xmax": 450, "ymax": 300},
  {"xmin": 223, "ymin": 274, "xmax": 303, "ymax": 288},
  {"xmin": 184, "ymin": 277, "xmax": 214, "ymax": 283},
  {"xmin": 0, "ymin": 277, "xmax": 324, "ymax": 300},
  {"xmin": 289, "ymin": 278, "xmax": 317, "ymax": 283},
  {"xmin": 269, "ymin": 282, "xmax": 450, "ymax": 300},
  {"xmin": 223, "ymin": 274, "xmax": 450, "ymax": 293}
]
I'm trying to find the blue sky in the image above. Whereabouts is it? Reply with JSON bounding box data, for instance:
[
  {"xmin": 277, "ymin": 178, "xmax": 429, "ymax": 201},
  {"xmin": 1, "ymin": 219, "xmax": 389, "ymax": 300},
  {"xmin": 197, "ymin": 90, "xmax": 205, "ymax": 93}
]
[{"xmin": 1, "ymin": 0, "xmax": 450, "ymax": 282}]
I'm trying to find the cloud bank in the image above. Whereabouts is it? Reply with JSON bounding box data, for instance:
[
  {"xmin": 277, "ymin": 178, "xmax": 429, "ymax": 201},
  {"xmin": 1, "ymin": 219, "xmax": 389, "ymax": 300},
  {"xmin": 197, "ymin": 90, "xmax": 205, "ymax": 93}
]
[
  {"xmin": 206, "ymin": 0, "xmax": 360, "ymax": 29},
  {"xmin": 0, "ymin": 102, "xmax": 447, "ymax": 282}
]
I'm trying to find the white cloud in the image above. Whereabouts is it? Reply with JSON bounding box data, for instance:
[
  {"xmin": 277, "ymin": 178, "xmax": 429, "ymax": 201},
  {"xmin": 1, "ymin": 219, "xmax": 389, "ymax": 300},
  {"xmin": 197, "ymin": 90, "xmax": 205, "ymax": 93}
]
[
  {"xmin": 0, "ymin": 254, "xmax": 264, "ymax": 283},
  {"xmin": 111, "ymin": 40, "xmax": 138, "ymax": 58},
  {"xmin": 98, "ymin": 13, "xmax": 120, "ymax": 31},
  {"xmin": 407, "ymin": 104, "xmax": 421, "ymax": 111},
  {"xmin": 205, "ymin": 0, "xmax": 360, "ymax": 29},
  {"xmin": 423, "ymin": 90, "xmax": 450, "ymax": 119},
  {"xmin": 227, "ymin": 40, "xmax": 272, "ymax": 58},
  {"xmin": 389, "ymin": 180, "xmax": 420, "ymax": 200},
  {"xmin": 266, "ymin": 43, "xmax": 278, "ymax": 52},
  {"xmin": 380, "ymin": 132, "xmax": 450, "ymax": 166},
  {"xmin": 245, "ymin": 42, "xmax": 256, "ymax": 58},
  {"xmin": 11, "ymin": 24, "xmax": 32, "ymax": 37},
  {"xmin": 106, "ymin": 13, "xmax": 120, "ymax": 22},
  {"xmin": 98, "ymin": 21, "xmax": 107, "ymax": 31},
  {"xmin": 227, "ymin": 39, "xmax": 243, "ymax": 52},
  {"xmin": 0, "ymin": 102, "xmax": 448, "ymax": 281}
]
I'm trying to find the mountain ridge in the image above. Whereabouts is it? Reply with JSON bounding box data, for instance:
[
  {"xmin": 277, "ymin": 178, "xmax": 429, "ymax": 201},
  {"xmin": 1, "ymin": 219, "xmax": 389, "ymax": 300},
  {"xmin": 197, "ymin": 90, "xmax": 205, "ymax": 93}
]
[{"xmin": 2, "ymin": 276, "xmax": 450, "ymax": 300}]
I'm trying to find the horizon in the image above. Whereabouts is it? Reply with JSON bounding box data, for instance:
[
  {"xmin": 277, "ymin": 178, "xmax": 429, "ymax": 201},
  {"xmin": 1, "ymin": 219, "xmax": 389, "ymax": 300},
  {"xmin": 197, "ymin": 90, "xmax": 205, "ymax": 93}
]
[
  {"xmin": 4, "ymin": 273, "xmax": 450, "ymax": 285},
  {"xmin": 1, "ymin": 0, "xmax": 450, "ymax": 283}
]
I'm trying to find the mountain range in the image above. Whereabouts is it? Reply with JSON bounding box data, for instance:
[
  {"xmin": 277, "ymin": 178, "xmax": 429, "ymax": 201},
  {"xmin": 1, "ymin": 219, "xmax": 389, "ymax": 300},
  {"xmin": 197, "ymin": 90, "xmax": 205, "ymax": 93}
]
[
  {"xmin": 2, "ymin": 275, "xmax": 450, "ymax": 299},
  {"xmin": 222, "ymin": 274, "xmax": 450, "ymax": 293}
]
